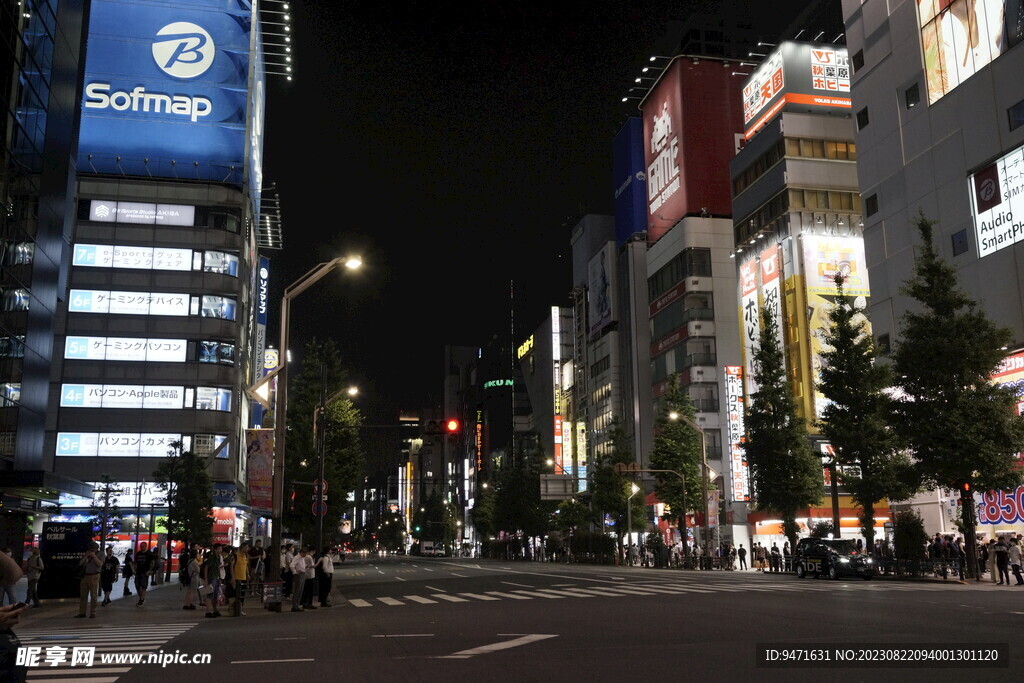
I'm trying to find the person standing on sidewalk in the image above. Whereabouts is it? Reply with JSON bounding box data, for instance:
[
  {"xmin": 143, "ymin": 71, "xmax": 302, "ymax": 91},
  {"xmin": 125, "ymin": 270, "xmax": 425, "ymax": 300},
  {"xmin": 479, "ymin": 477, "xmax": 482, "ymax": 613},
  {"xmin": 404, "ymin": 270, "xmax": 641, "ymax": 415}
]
[
  {"xmin": 76, "ymin": 542, "xmax": 102, "ymax": 619},
  {"xmin": 24, "ymin": 547, "xmax": 43, "ymax": 608},
  {"xmin": 121, "ymin": 550, "xmax": 134, "ymax": 596},
  {"xmin": 0, "ymin": 550, "xmax": 15, "ymax": 607},
  {"xmin": 1009, "ymin": 538, "xmax": 1024, "ymax": 586},
  {"xmin": 301, "ymin": 546, "xmax": 317, "ymax": 609},
  {"xmin": 737, "ymin": 544, "xmax": 747, "ymax": 570},
  {"xmin": 230, "ymin": 542, "xmax": 250, "ymax": 616},
  {"xmin": 203, "ymin": 545, "xmax": 224, "ymax": 618},
  {"xmin": 281, "ymin": 543, "xmax": 295, "ymax": 599},
  {"xmin": 290, "ymin": 547, "xmax": 307, "ymax": 612},
  {"xmin": 182, "ymin": 549, "xmax": 200, "ymax": 610},
  {"xmin": 99, "ymin": 546, "xmax": 119, "ymax": 606},
  {"xmin": 316, "ymin": 548, "xmax": 334, "ymax": 607},
  {"xmin": 133, "ymin": 543, "xmax": 153, "ymax": 606}
]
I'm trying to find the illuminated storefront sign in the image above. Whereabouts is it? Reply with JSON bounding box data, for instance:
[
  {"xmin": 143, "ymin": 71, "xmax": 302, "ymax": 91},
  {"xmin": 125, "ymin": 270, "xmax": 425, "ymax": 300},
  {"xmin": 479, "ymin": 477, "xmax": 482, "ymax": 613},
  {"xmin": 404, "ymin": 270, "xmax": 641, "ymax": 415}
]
[
  {"xmin": 724, "ymin": 366, "xmax": 750, "ymax": 502},
  {"xmin": 58, "ymin": 481, "xmax": 166, "ymax": 509},
  {"xmin": 738, "ymin": 258, "xmax": 760, "ymax": 398},
  {"xmin": 483, "ymin": 379, "xmax": 513, "ymax": 389},
  {"xmin": 970, "ymin": 142, "xmax": 1024, "ymax": 258},
  {"xmin": 87, "ymin": 200, "xmax": 195, "ymax": 225},
  {"xmin": 517, "ymin": 335, "xmax": 534, "ymax": 359},
  {"xmin": 60, "ymin": 384, "xmax": 186, "ymax": 409},
  {"xmin": 73, "ymin": 243, "xmax": 238, "ymax": 275},
  {"xmin": 64, "ymin": 336, "xmax": 186, "ymax": 362},
  {"xmin": 68, "ymin": 291, "xmax": 236, "ymax": 320},
  {"xmin": 760, "ymin": 244, "xmax": 786, "ymax": 362},
  {"xmin": 57, "ymin": 432, "xmax": 184, "ymax": 457},
  {"xmin": 552, "ymin": 307, "xmax": 563, "ymax": 471}
]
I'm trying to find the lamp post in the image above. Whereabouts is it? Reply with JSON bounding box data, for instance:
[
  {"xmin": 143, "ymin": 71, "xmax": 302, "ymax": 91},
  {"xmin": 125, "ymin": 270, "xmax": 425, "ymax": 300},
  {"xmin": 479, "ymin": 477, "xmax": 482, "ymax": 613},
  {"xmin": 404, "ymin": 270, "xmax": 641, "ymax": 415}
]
[
  {"xmin": 669, "ymin": 411, "xmax": 713, "ymax": 564},
  {"xmin": 626, "ymin": 482, "xmax": 639, "ymax": 566},
  {"xmin": 270, "ymin": 255, "xmax": 361, "ymax": 587},
  {"xmin": 313, "ymin": 383, "xmax": 359, "ymax": 554}
]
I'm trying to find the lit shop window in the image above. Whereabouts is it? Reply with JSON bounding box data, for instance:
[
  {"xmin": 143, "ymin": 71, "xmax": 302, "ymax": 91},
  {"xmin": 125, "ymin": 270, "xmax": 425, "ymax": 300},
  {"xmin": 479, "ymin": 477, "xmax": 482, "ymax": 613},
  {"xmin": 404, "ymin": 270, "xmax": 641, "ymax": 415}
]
[
  {"xmin": 193, "ymin": 434, "xmax": 230, "ymax": 459},
  {"xmin": 64, "ymin": 336, "xmax": 187, "ymax": 362},
  {"xmin": 1, "ymin": 241, "xmax": 34, "ymax": 265},
  {"xmin": 203, "ymin": 251, "xmax": 238, "ymax": 276},
  {"xmin": 70, "ymin": 291, "xmax": 237, "ymax": 320},
  {"xmin": 72, "ymin": 244, "xmax": 239, "ymax": 276},
  {"xmin": 56, "ymin": 432, "xmax": 185, "ymax": 457},
  {"xmin": 0, "ymin": 383, "xmax": 21, "ymax": 406},
  {"xmin": 60, "ymin": 384, "xmax": 185, "ymax": 409},
  {"xmin": 198, "ymin": 341, "xmax": 235, "ymax": 365},
  {"xmin": 199, "ymin": 295, "xmax": 237, "ymax": 320},
  {"xmin": 1, "ymin": 288, "xmax": 30, "ymax": 312},
  {"xmin": 194, "ymin": 387, "xmax": 232, "ymax": 411}
]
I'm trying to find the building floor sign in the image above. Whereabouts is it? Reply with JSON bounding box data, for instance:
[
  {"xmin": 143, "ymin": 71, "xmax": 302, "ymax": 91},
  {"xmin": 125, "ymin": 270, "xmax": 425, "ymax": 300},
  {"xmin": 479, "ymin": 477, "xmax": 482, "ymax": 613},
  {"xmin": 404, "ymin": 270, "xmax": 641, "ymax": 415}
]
[{"xmin": 245, "ymin": 428, "xmax": 273, "ymax": 514}]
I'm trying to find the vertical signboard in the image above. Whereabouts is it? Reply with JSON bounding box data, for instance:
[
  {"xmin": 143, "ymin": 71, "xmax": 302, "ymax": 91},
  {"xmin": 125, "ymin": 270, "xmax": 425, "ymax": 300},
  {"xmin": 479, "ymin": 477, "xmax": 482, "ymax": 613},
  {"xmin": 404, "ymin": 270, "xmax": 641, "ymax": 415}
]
[
  {"xmin": 588, "ymin": 243, "xmax": 617, "ymax": 334},
  {"xmin": 244, "ymin": 428, "xmax": 273, "ymax": 514},
  {"xmin": 801, "ymin": 235, "xmax": 871, "ymax": 419},
  {"xmin": 977, "ymin": 349, "xmax": 1024, "ymax": 526},
  {"xmin": 78, "ymin": 0, "xmax": 253, "ymax": 181},
  {"xmin": 39, "ymin": 522, "xmax": 94, "ymax": 599},
  {"xmin": 724, "ymin": 366, "xmax": 750, "ymax": 502},
  {"xmin": 576, "ymin": 421, "xmax": 588, "ymax": 492},
  {"xmin": 613, "ymin": 117, "xmax": 648, "ymax": 245},
  {"xmin": 551, "ymin": 306, "xmax": 563, "ymax": 472},
  {"xmin": 738, "ymin": 258, "xmax": 760, "ymax": 398},
  {"xmin": 642, "ymin": 62, "xmax": 684, "ymax": 243},
  {"xmin": 760, "ymin": 244, "xmax": 786, "ymax": 364}
]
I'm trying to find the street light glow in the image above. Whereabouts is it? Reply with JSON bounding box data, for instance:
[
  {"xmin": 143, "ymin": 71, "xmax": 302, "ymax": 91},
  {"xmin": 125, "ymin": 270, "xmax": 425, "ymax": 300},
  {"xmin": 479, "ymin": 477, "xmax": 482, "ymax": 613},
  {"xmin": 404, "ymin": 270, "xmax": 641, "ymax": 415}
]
[
  {"xmin": 344, "ymin": 255, "xmax": 363, "ymax": 269},
  {"xmin": 347, "ymin": 386, "xmax": 359, "ymax": 396},
  {"xmin": 669, "ymin": 411, "xmax": 679, "ymax": 420}
]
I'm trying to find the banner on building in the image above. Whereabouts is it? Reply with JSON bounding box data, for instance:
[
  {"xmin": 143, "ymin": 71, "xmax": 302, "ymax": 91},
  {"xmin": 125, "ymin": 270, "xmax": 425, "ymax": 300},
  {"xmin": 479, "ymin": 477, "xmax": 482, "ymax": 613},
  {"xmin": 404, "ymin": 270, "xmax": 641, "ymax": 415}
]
[
  {"xmin": 760, "ymin": 244, "xmax": 786, "ymax": 362},
  {"xmin": 245, "ymin": 428, "xmax": 273, "ymax": 514},
  {"xmin": 724, "ymin": 366, "xmax": 750, "ymax": 502},
  {"xmin": 738, "ymin": 258, "xmax": 760, "ymax": 399}
]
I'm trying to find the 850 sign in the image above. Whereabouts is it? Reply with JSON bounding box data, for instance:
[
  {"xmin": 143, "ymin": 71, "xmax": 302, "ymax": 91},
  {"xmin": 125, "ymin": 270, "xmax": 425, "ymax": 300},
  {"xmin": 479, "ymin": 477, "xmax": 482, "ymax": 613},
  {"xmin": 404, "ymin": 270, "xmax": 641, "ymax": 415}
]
[{"xmin": 978, "ymin": 486, "xmax": 1024, "ymax": 525}]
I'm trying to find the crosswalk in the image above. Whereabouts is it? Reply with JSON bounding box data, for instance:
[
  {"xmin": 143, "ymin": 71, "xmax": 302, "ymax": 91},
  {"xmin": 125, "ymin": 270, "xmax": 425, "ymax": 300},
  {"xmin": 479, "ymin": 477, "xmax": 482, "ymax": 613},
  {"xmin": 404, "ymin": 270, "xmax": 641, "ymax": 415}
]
[
  {"xmin": 15, "ymin": 623, "xmax": 197, "ymax": 683},
  {"xmin": 341, "ymin": 577, "xmax": 957, "ymax": 608}
]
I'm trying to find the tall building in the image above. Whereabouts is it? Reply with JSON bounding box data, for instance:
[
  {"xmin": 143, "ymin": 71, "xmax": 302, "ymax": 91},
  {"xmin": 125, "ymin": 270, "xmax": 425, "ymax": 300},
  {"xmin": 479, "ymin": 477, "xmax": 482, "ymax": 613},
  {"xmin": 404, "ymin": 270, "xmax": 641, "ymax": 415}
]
[
  {"xmin": 0, "ymin": 0, "xmax": 93, "ymax": 545},
  {"xmin": 842, "ymin": 0, "xmax": 1024, "ymax": 533}
]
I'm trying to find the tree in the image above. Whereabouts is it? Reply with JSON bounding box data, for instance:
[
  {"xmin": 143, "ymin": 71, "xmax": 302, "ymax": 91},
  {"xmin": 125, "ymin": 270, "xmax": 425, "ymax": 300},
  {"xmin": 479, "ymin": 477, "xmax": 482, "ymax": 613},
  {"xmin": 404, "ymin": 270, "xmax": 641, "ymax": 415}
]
[
  {"xmin": 891, "ymin": 212, "xmax": 1024, "ymax": 579},
  {"xmin": 818, "ymin": 273, "xmax": 917, "ymax": 549},
  {"xmin": 648, "ymin": 374, "xmax": 703, "ymax": 534},
  {"xmin": 153, "ymin": 441, "xmax": 213, "ymax": 573},
  {"xmin": 376, "ymin": 510, "xmax": 406, "ymax": 551},
  {"xmin": 745, "ymin": 309, "xmax": 822, "ymax": 549},
  {"xmin": 89, "ymin": 475, "xmax": 122, "ymax": 552},
  {"xmin": 411, "ymin": 490, "xmax": 458, "ymax": 552},
  {"xmin": 590, "ymin": 420, "xmax": 646, "ymax": 551}
]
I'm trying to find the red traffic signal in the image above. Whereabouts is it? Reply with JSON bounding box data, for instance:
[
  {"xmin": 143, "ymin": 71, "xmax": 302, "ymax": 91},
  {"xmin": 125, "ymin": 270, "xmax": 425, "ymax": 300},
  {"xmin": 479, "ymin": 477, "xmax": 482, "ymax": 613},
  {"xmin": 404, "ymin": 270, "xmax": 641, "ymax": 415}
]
[{"xmin": 445, "ymin": 419, "xmax": 460, "ymax": 433}]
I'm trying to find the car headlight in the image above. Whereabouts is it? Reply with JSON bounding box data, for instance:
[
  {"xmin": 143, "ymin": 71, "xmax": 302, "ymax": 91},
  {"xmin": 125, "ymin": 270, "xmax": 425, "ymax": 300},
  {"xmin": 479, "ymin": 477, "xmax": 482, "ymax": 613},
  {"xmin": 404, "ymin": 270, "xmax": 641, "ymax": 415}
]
[
  {"xmin": 838, "ymin": 557, "xmax": 850, "ymax": 564},
  {"xmin": 865, "ymin": 558, "xmax": 873, "ymax": 564}
]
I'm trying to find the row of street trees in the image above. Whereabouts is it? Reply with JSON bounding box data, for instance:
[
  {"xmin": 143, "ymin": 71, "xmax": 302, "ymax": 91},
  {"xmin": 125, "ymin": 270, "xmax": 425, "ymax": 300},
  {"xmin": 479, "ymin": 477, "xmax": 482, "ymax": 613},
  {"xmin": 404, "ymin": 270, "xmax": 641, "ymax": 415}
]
[{"xmin": 745, "ymin": 213, "xmax": 1024, "ymax": 577}]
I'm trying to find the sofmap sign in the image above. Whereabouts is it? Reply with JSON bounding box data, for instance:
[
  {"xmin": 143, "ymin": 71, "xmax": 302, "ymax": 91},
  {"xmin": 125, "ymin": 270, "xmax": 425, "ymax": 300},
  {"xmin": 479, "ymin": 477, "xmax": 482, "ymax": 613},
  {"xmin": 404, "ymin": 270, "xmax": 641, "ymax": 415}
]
[
  {"xmin": 971, "ymin": 142, "xmax": 1024, "ymax": 258},
  {"xmin": 78, "ymin": 0, "xmax": 252, "ymax": 181}
]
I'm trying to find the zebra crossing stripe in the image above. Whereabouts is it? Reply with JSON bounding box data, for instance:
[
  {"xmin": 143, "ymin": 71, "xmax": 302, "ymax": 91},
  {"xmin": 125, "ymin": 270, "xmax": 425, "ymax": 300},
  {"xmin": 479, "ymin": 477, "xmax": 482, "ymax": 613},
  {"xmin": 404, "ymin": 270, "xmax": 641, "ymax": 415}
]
[
  {"xmin": 544, "ymin": 589, "xmax": 595, "ymax": 598},
  {"xmin": 403, "ymin": 595, "xmax": 437, "ymax": 604},
  {"xmin": 457, "ymin": 593, "xmax": 500, "ymax": 601},
  {"xmin": 568, "ymin": 588, "xmax": 628, "ymax": 597},
  {"xmin": 349, "ymin": 599, "xmax": 372, "ymax": 607},
  {"xmin": 377, "ymin": 597, "xmax": 404, "ymax": 606},
  {"xmin": 484, "ymin": 591, "xmax": 532, "ymax": 600},
  {"xmin": 510, "ymin": 590, "xmax": 564, "ymax": 599},
  {"xmin": 432, "ymin": 594, "xmax": 468, "ymax": 603}
]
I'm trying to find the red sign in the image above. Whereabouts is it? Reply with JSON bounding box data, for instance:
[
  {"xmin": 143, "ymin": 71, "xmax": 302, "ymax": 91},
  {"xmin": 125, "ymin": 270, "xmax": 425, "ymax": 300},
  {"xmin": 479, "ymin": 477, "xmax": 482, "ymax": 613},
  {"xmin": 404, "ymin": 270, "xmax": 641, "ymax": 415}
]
[{"xmin": 212, "ymin": 507, "xmax": 236, "ymax": 545}]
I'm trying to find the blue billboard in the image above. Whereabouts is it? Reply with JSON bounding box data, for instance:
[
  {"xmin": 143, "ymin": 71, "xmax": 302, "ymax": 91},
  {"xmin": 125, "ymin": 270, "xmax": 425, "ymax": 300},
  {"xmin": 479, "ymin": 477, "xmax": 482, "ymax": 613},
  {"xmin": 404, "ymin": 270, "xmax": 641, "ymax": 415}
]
[
  {"xmin": 78, "ymin": 0, "xmax": 253, "ymax": 183},
  {"xmin": 612, "ymin": 117, "xmax": 648, "ymax": 246}
]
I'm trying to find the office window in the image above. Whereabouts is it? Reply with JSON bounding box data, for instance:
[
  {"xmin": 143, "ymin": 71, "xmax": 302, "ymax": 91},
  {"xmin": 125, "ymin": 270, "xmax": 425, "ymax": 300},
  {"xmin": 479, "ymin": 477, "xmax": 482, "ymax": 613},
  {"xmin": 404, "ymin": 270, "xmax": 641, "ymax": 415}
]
[
  {"xmin": 851, "ymin": 50, "xmax": 864, "ymax": 73},
  {"xmin": 951, "ymin": 229, "xmax": 969, "ymax": 256},
  {"xmin": 865, "ymin": 194, "xmax": 879, "ymax": 217},
  {"xmin": 905, "ymin": 83, "xmax": 921, "ymax": 109},
  {"xmin": 856, "ymin": 107, "xmax": 870, "ymax": 130},
  {"xmin": 1009, "ymin": 99, "xmax": 1024, "ymax": 131},
  {"xmin": 876, "ymin": 334, "xmax": 891, "ymax": 356}
]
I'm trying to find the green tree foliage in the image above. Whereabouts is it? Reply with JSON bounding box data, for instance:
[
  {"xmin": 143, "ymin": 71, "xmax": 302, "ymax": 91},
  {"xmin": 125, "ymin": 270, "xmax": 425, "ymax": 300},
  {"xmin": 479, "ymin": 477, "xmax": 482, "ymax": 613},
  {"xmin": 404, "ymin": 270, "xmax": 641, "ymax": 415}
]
[
  {"xmin": 376, "ymin": 509, "xmax": 406, "ymax": 551},
  {"xmin": 818, "ymin": 274, "xmax": 917, "ymax": 548},
  {"xmin": 891, "ymin": 212, "xmax": 1024, "ymax": 576},
  {"xmin": 809, "ymin": 521, "xmax": 835, "ymax": 539},
  {"xmin": 745, "ymin": 309, "xmax": 822, "ymax": 548},
  {"xmin": 411, "ymin": 490, "xmax": 459, "ymax": 552},
  {"xmin": 590, "ymin": 420, "xmax": 646, "ymax": 545},
  {"xmin": 284, "ymin": 338, "xmax": 364, "ymax": 545},
  {"xmin": 153, "ymin": 441, "xmax": 213, "ymax": 549},
  {"xmin": 892, "ymin": 509, "xmax": 928, "ymax": 562},
  {"xmin": 648, "ymin": 374, "xmax": 702, "ymax": 527},
  {"xmin": 89, "ymin": 475, "xmax": 122, "ymax": 552},
  {"xmin": 554, "ymin": 499, "xmax": 591, "ymax": 532}
]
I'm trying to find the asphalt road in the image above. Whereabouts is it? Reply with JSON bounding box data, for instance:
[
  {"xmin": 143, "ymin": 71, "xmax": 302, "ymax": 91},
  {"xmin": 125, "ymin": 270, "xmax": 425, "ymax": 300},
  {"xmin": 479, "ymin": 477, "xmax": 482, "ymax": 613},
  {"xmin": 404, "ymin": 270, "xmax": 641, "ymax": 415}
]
[{"xmin": 18, "ymin": 555, "xmax": 1023, "ymax": 683}]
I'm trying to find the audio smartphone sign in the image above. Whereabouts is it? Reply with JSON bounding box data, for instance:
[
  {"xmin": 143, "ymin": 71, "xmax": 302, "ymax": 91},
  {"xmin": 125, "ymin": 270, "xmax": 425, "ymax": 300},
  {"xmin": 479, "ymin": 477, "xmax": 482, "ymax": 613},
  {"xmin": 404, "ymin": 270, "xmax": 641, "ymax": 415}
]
[
  {"xmin": 78, "ymin": 0, "xmax": 252, "ymax": 181},
  {"xmin": 971, "ymin": 143, "xmax": 1024, "ymax": 258}
]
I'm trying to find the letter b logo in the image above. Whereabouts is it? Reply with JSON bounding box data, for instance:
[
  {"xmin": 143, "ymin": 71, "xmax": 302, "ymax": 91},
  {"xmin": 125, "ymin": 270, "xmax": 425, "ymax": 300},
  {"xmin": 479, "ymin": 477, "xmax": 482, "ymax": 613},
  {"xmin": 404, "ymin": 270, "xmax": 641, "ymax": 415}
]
[{"xmin": 152, "ymin": 22, "xmax": 215, "ymax": 79}]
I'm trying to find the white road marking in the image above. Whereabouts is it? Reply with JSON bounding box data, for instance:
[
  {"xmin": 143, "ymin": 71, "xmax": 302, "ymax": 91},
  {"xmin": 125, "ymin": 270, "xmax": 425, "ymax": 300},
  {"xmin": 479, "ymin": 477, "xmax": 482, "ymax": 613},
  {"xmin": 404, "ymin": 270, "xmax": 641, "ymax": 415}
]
[
  {"xmin": 545, "ymin": 589, "xmax": 594, "ymax": 598},
  {"xmin": 425, "ymin": 585, "xmax": 445, "ymax": 593},
  {"xmin": 551, "ymin": 583, "xmax": 577, "ymax": 587},
  {"xmin": 437, "ymin": 634, "xmax": 558, "ymax": 659},
  {"xmin": 485, "ymin": 591, "xmax": 532, "ymax": 600},
  {"xmin": 27, "ymin": 669, "xmax": 130, "ymax": 676},
  {"xmin": 231, "ymin": 658, "xmax": 315, "ymax": 664},
  {"xmin": 432, "ymin": 594, "xmax": 468, "ymax": 603},
  {"xmin": 511, "ymin": 590, "xmax": 564, "ymax": 599},
  {"xmin": 450, "ymin": 572, "xmax": 467, "ymax": 577},
  {"xmin": 404, "ymin": 595, "xmax": 437, "ymax": 604},
  {"xmin": 395, "ymin": 577, "xmax": 407, "ymax": 582},
  {"xmin": 349, "ymin": 599, "xmax": 372, "ymax": 607},
  {"xmin": 423, "ymin": 568, "xmax": 434, "ymax": 572},
  {"xmin": 378, "ymin": 597, "xmax": 404, "ymax": 606},
  {"xmin": 372, "ymin": 634, "xmax": 434, "ymax": 638},
  {"xmin": 501, "ymin": 581, "xmax": 533, "ymax": 588},
  {"xmin": 458, "ymin": 593, "xmax": 500, "ymax": 601},
  {"xmin": 568, "ymin": 587, "xmax": 627, "ymax": 597}
]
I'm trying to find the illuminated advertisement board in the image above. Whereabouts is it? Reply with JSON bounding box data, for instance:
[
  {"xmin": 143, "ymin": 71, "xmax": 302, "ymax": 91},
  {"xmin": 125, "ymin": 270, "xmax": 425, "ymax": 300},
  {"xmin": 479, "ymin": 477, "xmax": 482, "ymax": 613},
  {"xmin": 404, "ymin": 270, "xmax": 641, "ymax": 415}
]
[
  {"xmin": 244, "ymin": 429, "xmax": 273, "ymax": 514},
  {"xmin": 587, "ymin": 243, "xmax": 617, "ymax": 334},
  {"xmin": 613, "ymin": 117, "xmax": 648, "ymax": 246},
  {"xmin": 724, "ymin": 366, "xmax": 750, "ymax": 502},
  {"xmin": 73, "ymin": 244, "xmax": 194, "ymax": 271},
  {"xmin": 977, "ymin": 350, "xmax": 1024, "ymax": 525},
  {"xmin": 69, "ymin": 290, "xmax": 189, "ymax": 316},
  {"xmin": 760, "ymin": 244, "xmax": 786, "ymax": 363},
  {"xmin": 552, "ymin": 306, "xmax": 563, "ymax": 471},
  {"xmin": 58, "ymin": 481, "xmax": 167, "ymax": 509},
  {"xmin": 65, "ymin": 336, "xmax": 187, "ymax": 362},
  {"xmin": 57, "ymin": 432, "xmax": 183, "ymax": 457},
  {"xmin": 801, "ymin": 235, "xmax": 872, "ymax": 419},
  {"xmin": 254, "ymin": 257, "xmax": 269, "ymax": 382},
  {"xmin": 576, "ymin": 421, "xmax": 588, "ymax": 492},
  {"xmin": 738, "ymin": 258, "xmax": 760, "ymax": 398},
  {"xmin": 87, "ymin": 200, "xmax": 195, "ymax": 225},
  {"xmin": 60, "ymin": 384, "xmax": 186, "ymax": 409},
  {"xmin": 918, "ymin": 0, "xmax": 1023, "ymax": 105},
  {"xmin": 78, "ymin": 0, "xmax": 253, "ymax": 181},
  {"xmin": 742, "ymin": 42, "xmax": 851, "ymax": 140},
  {"xmin": 970, "ymin": 142, "xmax": 1024, "ymax": 258}
]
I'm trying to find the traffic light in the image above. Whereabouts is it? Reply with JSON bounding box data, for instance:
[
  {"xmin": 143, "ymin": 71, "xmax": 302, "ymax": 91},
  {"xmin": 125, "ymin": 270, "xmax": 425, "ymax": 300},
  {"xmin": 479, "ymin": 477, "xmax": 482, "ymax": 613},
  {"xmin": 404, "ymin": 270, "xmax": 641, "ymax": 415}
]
[{"xmin": 445, "ymin": 418, "xmax": 460, "ymax": 433}]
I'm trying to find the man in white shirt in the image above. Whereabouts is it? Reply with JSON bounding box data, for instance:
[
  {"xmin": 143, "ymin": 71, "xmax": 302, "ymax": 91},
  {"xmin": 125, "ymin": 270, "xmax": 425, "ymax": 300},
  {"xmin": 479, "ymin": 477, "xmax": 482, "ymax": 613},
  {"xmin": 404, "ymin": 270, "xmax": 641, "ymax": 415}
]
[
  {"xmin": 290, "ymin": 548, "xmax": 307, "ymax": 612},
  {"xmin": 281, "ymin": 543, "xmax": 294, "ymax": 598},
  {"xmin": 301, "ymin": 546, "xmax": 317, "ymax": 609},
  {"xmin": 317, "ymin": 549, "xmax": 335, "ymax": 607}
]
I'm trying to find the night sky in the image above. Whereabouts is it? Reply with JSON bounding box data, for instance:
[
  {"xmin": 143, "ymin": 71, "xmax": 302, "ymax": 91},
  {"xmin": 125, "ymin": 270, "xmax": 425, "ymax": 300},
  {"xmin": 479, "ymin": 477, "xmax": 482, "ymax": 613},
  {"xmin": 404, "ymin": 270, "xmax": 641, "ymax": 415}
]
[{"xmin": 263, "ymin": 1, "xmax": 799, "ymax": 422}]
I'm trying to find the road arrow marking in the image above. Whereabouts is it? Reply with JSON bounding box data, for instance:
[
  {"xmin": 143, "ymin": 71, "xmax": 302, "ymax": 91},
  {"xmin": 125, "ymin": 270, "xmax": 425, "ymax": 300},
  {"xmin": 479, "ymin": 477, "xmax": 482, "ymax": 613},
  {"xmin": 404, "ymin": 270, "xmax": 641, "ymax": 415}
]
[{"xmin": 437, "ymin": 634, "xmax": 558, "ymax": 659}]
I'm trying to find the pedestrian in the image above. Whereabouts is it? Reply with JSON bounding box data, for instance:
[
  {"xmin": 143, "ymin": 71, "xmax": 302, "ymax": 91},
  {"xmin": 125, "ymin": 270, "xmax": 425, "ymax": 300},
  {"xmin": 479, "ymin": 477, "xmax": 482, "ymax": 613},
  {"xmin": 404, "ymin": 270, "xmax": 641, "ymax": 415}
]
[
  {"xmin": 203, "ymin": 545, "xmax": 224, "ymax": 618},
  {"xmin": 316, "ymin": 548, "xmax": 334, "ymax": 607},
  {"xmin": 248, "ymin": 540, "xmax": 266, "ymax": 582},
  {"xmin": 182, "ymin": 549, "xmax": 199, "ymax": 610},
  {"xmin": 301, "ymin": 546, "xmax": 317, "ymax": 609},
  {"xmin": 0, "ymin": 550, "xmax": 14, "ymax": 607},
  {"xmin": 290, "ymin": 547, "xmax": 307, "ymax": 612},
  {"xmin": 133, "ymin": 543, "xmax": 153, "ymax": 606},
  {"xmin": 783, "ymin": 542, "xmax": 792, "ymax": 571},
  {"xmin": 281, "ymin": 543, "xmax": 295, "ymax": 598},
  {"xmin": 24, "ymin": 547, "xmax": 43, "ymax": 608},
  {"xmin": 1009, "ymin": 538, "xmax": 1024, "ymax": 586},
  {"xmin": 152, "ymin": 551, "xmax": 164, "ymax": 585},
  {"xmin": 737, "ymin": 544, "xmax": 747, "ymax": 570},
  {"xmin": 230, "ymin": 542, "xmax": 250, "ymax": 616},
  {"xmin": 99, "ymin": 546, "xmax": 119, "ymax": 606},
  {"xmin": 986, "ymin": 539, "xmax": 998, "ymax": 583},
  {"xmin": 770, "ymin": 543, "xmax": 782, "ymax": 572},
  {"xmin": 76, "ymin": 542, "xmax": 102, "ymax": 619},
  {"xmin": 995, "ymin": 536, "xmax": 1011, "ymax": 585},
  {"xmin": 121, "ymin": 550, "xmax": 135, "ymax": 596}
]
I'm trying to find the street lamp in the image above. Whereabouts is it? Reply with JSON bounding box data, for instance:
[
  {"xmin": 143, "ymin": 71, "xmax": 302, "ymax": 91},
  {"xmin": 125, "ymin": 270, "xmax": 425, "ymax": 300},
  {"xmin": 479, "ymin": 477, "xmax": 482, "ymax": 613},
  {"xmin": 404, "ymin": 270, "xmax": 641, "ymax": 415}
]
[
  {"xmin": 669, "ymin": 411, "xmax": 713, "ymax": 564},
  {"xmin": 270, "ymin": 255, "xmax": 362, "ymax": 588},
  {"xmin": 313, "ymin": 383, "xmax": 359, "ymax": 554},
  {"xmin": 626, "ymin": 482, "xmax": 640, "ymax": 566}
]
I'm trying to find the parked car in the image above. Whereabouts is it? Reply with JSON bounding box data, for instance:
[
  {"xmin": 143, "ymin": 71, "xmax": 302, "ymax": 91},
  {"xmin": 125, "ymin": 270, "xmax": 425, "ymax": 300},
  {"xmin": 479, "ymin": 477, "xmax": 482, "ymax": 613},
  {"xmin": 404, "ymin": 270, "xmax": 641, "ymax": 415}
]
[{"xmin": 793, "ymin": 538, "xmax": 873, "ymax": 580}]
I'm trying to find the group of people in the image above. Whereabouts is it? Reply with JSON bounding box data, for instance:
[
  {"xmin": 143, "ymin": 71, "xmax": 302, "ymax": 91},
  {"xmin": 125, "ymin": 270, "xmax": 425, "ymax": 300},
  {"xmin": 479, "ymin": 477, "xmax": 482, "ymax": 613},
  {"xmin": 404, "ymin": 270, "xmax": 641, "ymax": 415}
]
[
  {"xmin": 280, "ymin": 544, "xmax": 336, "ymax": 612},
  {"xmin": 981, "ymin": 534, "xmax": 1024, "ymax": 585},
  {"xmin": 178, "ymin": 540, "xmax": 267, "ymax": 618},
  {"xmin": 76, "ymin": 540, "xmax": 163, "ymax": 618}
]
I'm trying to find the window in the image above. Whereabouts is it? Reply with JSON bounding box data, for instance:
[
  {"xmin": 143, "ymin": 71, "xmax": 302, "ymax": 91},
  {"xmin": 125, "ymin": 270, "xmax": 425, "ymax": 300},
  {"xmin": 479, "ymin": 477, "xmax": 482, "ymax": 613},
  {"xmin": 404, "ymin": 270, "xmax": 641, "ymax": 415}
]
[
  {"xmin": 865, "ymin": 194, "xmax": 879, "ymax": 217},
  {"xmin": 1, "ymin": 288, "xmax": 30, "ymax": 312},
  {"xmin": 203, "ymin": 251, "xmax": 239, "ymax": 276},
  {"xmin": 1009, "ymin": 99, "xmax": 1024, "ymax": 132},
  {"xmin": 648, "ymin": 248, "xmax": 712, "ymax": 300},
  {"xmin": 905, "ymin": 83, "xmax": 920, "ymax": 109},
  {"xmin": 851, "ymin": 50, "xmax": 864, "ymax": 73},
  {"xmin": 0, "ymin": 336, "xmax": 25, "ymax": 358},
  {"xmin": 590, "ymin": 355, "xmax": 610, "ymax": 379},
  {"xmin": 876, "ymin": 334, "xmax": 891, "ymax": 356},
  {"xmin": 856, "ymin": 107, "xmax": 870, "ymax": 130},
  {"xmin": 199, "ymin": 341, "xmax": 235, "ymax": 365},
  {"xmin": 0, "ymin": 383, "xmax": 21, "ymax": 406},
  {"xmin": 951, "ymin": 229, "xmax": 969, "ymax": 256},
  {"xmin": 193, "ymin": 434, "xmax": 230, "ymax": 459},
  {"xmin": 200, "ymin": 296, "xmax": 237, "ymax": 320},
  {"xmin": 195, "ymin": 387, "xmax": 232, "ymax": 411}
]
